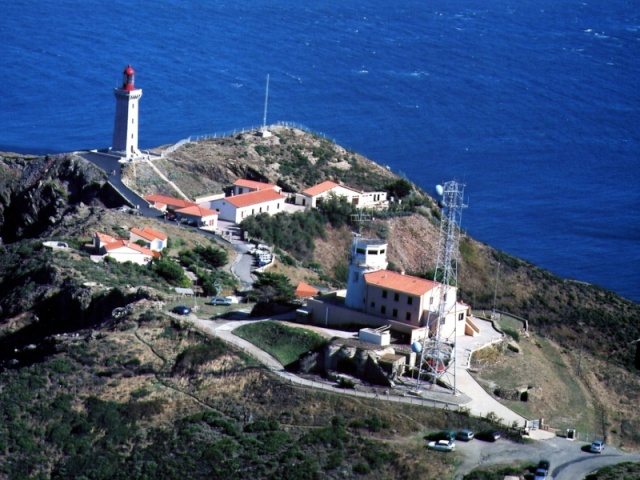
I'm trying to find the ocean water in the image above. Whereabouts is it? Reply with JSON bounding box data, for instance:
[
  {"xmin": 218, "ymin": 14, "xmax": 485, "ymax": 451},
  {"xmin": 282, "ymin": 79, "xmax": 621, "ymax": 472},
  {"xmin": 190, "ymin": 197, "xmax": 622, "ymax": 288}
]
[{"xmin": 1, "ymin": 0, "xmax": 638, "ymax": 302}]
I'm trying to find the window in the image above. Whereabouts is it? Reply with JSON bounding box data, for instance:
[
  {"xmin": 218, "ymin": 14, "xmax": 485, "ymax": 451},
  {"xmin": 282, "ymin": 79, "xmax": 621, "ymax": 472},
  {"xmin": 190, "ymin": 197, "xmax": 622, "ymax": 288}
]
[
  {"xmin": 440, "ymin": 317, "xmax": 446, "ymax": 325},
  {"xmin": 429, "ymin": 297, "xmax": 434, "ymax": 304},
  {"xmin": 405, "ymin": 312, "xmax": 411, "ymax": 321},
  {"xmin": 444, "ymin": 293, "xmax": 447, "ymax": 301},
  {"xmin": 392, "ymin": 308, "xmax": 398, "ymax": 318},
  {"xmin": 370, "ymin": 301, "xmax": 375, "ymax": 308},
  {"xmin": 381, "ymin": 306, "xmax": 386, "ymax": 314},
  {"xmin": 382, "ymin": 290, "xmax": 388, "ymax": 299},
  {"xmin": 394, "ymin": 293, "xmax": 399, "ymax": 301},
  {"xmin": 407, "ymin": 296, "xmax": 413, "ymax": 305},
  {"xmin": 458, "ymin": 313, "xmax": 464, "ymax": 321}
]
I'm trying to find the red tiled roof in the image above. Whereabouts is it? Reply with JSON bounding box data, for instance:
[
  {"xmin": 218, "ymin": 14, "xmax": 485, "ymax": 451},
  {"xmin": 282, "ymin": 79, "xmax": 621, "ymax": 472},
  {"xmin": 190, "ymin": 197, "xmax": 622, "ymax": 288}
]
[
  {"xmin": 141, "ymin": 227, "xmax": 168, "ymax": 241},
  {"xmin": 302, "ymin": 180, "xmax": 339, "ymax": 196},
  {"xmin": 226, "ymin": 189, "xmax": 285, "ymax": 208},
  {"xmin": 364, "ymin": 270, "xmax": 437, "ymax": 296},
  {"xmin": 144, "ymin": 194, "xmax": 196, "ymax": 209},
  {"xmin": 176, "ymin": 205, "xmax": 219, "ymax": 217},
  {"xmin": 294, "ymin": 281, "xmax": 320, "ymax": 298},
  {"xmin": 130, "ymin": 227, "xmax": 168, "ymax": 242},
  {"xmin": 104, "ymin": 240, "xmax": 154, "ymax": 256},
  {"xmin": 234, "ymin": 179, "xmax": 277, "ymax": 191},
  {"xmin": 95, "ymin": 232, "xmax": 120, "ymax": 244}
]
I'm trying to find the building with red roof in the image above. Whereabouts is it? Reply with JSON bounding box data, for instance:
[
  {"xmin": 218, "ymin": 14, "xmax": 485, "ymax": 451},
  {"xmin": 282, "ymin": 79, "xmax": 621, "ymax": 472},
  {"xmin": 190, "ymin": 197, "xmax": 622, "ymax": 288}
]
[
  {"xmin": 295, "ymin": 180, "xmax": 387, "ymax": 209},
  {"xmin": 144, "ymin": 194, "xmax": 197, "ymax": 212},
  {"xmin": 129, "ymin": 226, "xmax": 168, "ymax": 251},
  {"xmin": 175, "ymin": 205, "xmax": 219, "ymax": 229},
  {"xmin": 233, "ymin": 179, "xmax": 281, "ymax": 195},
  {"xmin": 209, "ymin": 189, "xmax": 286, "ymax": 223},
  {"xmin": 303, "ymin": 237, "xmax": 475, "ymax": 344},
  {"xmin": 294, "ymin": 281, "xmax": 320, "ymax": 298},
  {"xmin": 94, "ymin": 231, "xmax": 159, "ymax": 265}
]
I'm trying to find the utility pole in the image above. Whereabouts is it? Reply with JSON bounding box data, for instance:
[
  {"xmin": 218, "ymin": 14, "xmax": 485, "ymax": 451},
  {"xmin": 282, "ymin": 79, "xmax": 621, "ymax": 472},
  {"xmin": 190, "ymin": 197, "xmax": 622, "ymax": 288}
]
[{"xmin": 492, "ymin": 261, "xmax": 500, "ymax": 319}]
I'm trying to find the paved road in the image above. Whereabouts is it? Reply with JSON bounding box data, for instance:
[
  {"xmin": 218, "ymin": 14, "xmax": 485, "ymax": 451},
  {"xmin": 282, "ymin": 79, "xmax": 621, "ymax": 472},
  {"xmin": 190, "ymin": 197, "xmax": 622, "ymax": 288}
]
[
  {"xmin": 183, "ymin": 315, "xmax": 640, "ymax": 480},
  {"xmin": 87, "ymin": 151, "xmax": 640, "ymax": 478},
  {"xmin": 78, "ymin": 150, "xmax": 258, "ymax": 290},
  {"xmin": 454, "ymin": 434, "xmax": 640, "ymax": 480}
]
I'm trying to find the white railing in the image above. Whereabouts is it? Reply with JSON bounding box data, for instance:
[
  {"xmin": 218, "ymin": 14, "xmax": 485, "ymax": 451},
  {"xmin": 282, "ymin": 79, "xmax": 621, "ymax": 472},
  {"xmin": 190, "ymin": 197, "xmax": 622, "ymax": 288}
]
[{"xmin": 161, "ymin": 121, "xmax": 337, "ymax": 157}]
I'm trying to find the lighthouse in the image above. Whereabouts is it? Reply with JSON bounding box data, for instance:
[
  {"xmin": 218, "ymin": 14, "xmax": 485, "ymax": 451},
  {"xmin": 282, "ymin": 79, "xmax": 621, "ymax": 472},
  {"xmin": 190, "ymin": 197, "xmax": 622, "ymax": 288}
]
[{"xmin": 112, "ymin": 65, "xmax": 143, "ymax": 159}]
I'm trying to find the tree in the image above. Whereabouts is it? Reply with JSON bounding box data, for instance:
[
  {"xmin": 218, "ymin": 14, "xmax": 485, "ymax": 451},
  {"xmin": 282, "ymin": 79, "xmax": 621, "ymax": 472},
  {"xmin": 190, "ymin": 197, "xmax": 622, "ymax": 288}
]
[
  {"xmin": 385, "ymin": 178, "xmax": 413, "ymax": 199},
  {"xmin": 251, "ymin": 272, "xmax": 295, "ymax": 304},
  {"xmin": 194, "ymin": 245, "xmax": 228, "ymax": 268},
  {"xmin": 152, "ymin": 258, "xmax": 189, "ymax": 286},
  {"xmin": 316, "ymin": 194, "xmax": 356, "ymax": 228}
]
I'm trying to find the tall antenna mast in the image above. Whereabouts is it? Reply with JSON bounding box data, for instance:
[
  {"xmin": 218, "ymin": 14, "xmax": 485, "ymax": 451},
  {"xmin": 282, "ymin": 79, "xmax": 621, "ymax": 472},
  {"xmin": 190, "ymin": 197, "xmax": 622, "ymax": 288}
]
[
  {"xmin": 414, "ymin": 180, "xmax": 467, "ymax": 393},
  {"xmin": 259, "ymin": 74, "xmax": 271, "ymax": 137}
]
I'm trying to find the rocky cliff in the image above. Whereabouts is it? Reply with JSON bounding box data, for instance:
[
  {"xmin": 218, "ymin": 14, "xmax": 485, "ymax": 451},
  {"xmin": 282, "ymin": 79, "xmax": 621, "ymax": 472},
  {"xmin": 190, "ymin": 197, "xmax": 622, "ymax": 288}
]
[{"xmin": 0, "ymin": 153, "xmax": 116, "ymax": 242}]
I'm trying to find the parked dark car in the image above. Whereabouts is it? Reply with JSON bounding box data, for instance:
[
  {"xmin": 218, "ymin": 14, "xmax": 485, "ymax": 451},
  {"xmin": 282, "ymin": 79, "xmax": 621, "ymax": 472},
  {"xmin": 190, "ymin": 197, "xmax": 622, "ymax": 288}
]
[
  {"xmin": 533, "ymin": 460, "xmax": 550, "ymax": 480},
  {"xmin": 171, "ymin": 305, "xmax": 192, "ymax": 315},
  {"xmin": 455, "ymin": 429, "xmax": 475, "ymax": 441},
  {"xmin": 207, "ymin": 297, "xmax": 232, "ymax": 306},
  {"xmin": 475, "ymin": 430, "xmax": 501, "ymax": 442}
]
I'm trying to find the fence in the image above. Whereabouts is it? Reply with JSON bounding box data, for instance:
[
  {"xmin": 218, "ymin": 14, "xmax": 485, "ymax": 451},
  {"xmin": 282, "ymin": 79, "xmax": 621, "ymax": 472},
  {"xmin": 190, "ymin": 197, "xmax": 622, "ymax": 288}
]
[{"xmin": 160, "ymin": 121, "xmax": 337, "ymax": 157}]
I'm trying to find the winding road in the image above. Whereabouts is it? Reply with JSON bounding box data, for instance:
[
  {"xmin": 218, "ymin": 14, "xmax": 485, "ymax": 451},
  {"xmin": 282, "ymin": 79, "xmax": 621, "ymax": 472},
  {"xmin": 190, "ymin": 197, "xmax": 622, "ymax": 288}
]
[{"xmin": 184, "ymin": 317, "xmax": 640, "ymax": 480}]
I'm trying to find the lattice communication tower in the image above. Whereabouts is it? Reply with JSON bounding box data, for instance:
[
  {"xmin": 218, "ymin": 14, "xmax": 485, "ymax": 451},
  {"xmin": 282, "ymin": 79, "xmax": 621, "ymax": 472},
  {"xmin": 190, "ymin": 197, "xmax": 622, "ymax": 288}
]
[{"xmin": 414, "ymin": 180, "xmax": 466, "ymax": 393}]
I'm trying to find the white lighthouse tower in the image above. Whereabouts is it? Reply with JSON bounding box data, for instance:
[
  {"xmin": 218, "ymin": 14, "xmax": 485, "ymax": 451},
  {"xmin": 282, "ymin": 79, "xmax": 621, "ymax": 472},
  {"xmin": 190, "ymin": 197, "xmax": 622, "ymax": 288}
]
[
  {"xmin": 344, "ymin": 238, "xmax": 388, "ymax": 310},
  {"xmin": 112, "ymin": 65, "xmax": 143, "ymax": 159}
]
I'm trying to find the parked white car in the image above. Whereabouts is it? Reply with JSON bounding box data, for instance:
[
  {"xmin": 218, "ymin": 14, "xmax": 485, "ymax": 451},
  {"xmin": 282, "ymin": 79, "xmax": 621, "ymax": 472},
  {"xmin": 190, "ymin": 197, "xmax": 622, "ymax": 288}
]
[{"xmin": 427, "ymin": 439, "xmax": 455, "ymax": 452}]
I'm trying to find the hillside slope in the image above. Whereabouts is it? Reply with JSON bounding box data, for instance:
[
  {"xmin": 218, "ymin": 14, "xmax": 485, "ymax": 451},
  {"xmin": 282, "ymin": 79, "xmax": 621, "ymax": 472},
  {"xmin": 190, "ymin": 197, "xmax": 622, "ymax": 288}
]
[{"xmin": 0, "ymin": 126, "xmax": 638, "ymax": 474}]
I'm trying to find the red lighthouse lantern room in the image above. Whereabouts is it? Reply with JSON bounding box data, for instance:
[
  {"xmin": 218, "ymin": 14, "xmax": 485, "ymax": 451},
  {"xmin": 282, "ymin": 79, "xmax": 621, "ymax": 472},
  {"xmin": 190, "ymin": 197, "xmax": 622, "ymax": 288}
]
[{"xmin": 122, "ymin": 65, "xmax": 136, "ymax": 91}]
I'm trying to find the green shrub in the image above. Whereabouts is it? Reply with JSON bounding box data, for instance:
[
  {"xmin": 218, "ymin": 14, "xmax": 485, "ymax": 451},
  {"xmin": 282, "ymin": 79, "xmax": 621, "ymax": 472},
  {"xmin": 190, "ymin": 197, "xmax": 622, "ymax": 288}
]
[{"xmin": 502, "ymin": 327, "xmax": 521, "ymax": 342}]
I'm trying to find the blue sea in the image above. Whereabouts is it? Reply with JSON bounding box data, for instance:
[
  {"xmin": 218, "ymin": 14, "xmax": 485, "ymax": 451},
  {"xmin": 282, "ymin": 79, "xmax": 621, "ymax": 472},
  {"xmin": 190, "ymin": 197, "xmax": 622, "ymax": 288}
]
[{"xmin": 1, "ymin": 0, "xmax": 639, "ymax": 302}]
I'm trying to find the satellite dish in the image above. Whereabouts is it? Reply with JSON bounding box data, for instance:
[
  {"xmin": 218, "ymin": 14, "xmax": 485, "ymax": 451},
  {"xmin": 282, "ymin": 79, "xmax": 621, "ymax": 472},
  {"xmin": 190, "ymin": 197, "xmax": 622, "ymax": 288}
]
[
  {"xmin": 411, "ymin": 341, "xmax": 423, "ymax": 353},
  {"xmin": 435, "ymin": 184, "xmax": 444, "ymax": 196}
]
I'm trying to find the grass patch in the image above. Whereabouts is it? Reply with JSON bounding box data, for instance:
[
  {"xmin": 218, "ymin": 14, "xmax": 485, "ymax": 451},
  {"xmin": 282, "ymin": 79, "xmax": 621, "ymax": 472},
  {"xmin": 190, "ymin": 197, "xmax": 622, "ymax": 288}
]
[
  {"xmin": 585, "ymin": 461, "xmax": 640, "ymax": 480},
  {"xmin": 495, "ymin": 314, "xmax": 525, "ymax": 333},
  {"xmin": 471, "ymin": 336, "xmax": 599, "ymax": 433},
  {"xmin": 234, "ymin": 321, "xmax": 327, "ymax": 368}
]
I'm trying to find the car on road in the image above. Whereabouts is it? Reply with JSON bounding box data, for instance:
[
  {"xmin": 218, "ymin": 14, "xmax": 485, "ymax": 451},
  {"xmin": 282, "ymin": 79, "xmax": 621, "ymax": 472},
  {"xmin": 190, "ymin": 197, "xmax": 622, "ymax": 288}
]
[
  {"xmin": 207, "ymin": 296, "xmax": 232, "ymax": 306},
  {"xmin": 427, "ymin": 438, "xmax": 455, "ymax": 452},
  {"xmin": 533, "ymin": 460, "xmax": 550, "ymax": 480},
  {"xmin": 475, "ymin": 430, "xmax": 501, "ymax": 442},
  {"xmin": 455, "ymin": 429, "xmax": 474, "ymax": 441},
  {"xmin": 590, "ymin": 439, "xmax": 605, "ymax": 453},
  {"xmin": 171, "ymin": 305, "xmax": 192, "ymax": 315}
]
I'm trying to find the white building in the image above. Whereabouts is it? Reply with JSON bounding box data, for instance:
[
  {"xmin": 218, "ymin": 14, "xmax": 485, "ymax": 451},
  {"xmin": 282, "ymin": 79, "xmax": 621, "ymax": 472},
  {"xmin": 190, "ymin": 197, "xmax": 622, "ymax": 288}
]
[
  {"xmin": 112, "ymin": 65, "xmax": 143, "ymax": 159},
  {"xmin": 104, "ymin": 240, "xmax": 156, "ymax": 265},
  {"xmin": 129, "ymin": 227, "xmax": 168, "ymax": 251},
  {"xmin": 295, "ymin": 180, "xmax": 387, "ymax": 209},
  {"xmin": 344, "ymin": 238, "xmax": 389, "ymax": 310},
  {"xmin": 232, "ymin": 179, "xmax": 281, "ymax": 196},
  {"xmin": 94, "ymin": 232, "xmax": 157, "ymax": 265},
  {"xmin": 208, "ymin": 189, "xmax": 286, "ymax": 223},
  {"xmin": 175, "ymin": 205, "xmax": 219, "ymax": 229},
  {"xmin": 306, "ymin": 236, "xmax": 476, "ymax": 343}
]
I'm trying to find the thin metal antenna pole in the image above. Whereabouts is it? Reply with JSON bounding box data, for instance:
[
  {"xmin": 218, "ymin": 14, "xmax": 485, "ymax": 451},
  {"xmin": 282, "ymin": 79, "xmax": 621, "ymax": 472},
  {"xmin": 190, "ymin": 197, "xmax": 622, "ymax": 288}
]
[
  {"xmin": 262, "ymin": 74, "xmax": 270, "ymax": 131},
  {"xmin": 492, "ymin": 262, "xmax": 500, "ymax": 319}
]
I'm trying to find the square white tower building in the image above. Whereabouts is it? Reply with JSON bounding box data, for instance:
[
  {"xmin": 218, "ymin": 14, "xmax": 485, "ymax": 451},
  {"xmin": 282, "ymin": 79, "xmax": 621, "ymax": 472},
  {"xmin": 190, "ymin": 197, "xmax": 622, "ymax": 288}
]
[{"xmin": 112, "ymin": 65, "xmax": 143, "ymax": 159}]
